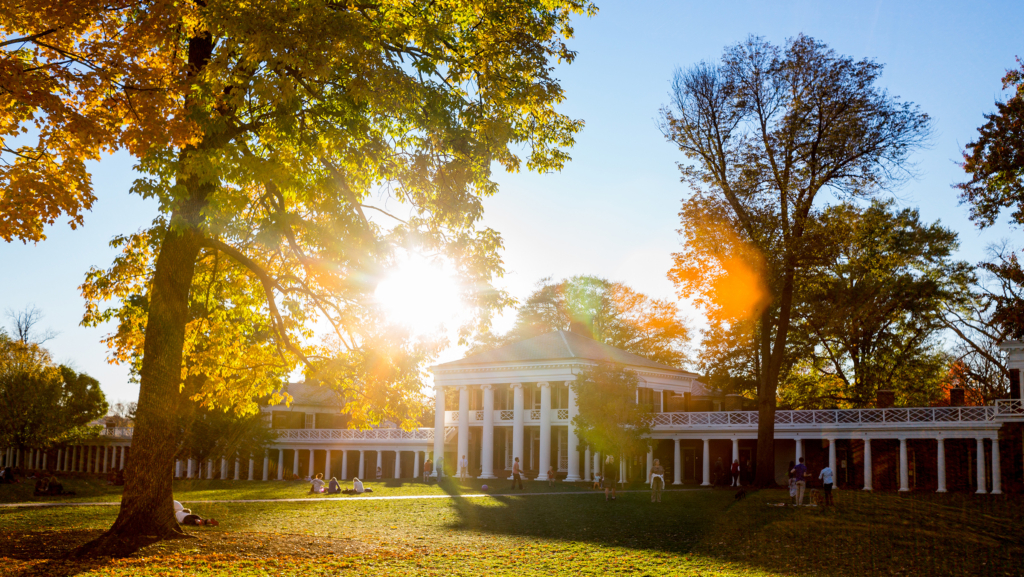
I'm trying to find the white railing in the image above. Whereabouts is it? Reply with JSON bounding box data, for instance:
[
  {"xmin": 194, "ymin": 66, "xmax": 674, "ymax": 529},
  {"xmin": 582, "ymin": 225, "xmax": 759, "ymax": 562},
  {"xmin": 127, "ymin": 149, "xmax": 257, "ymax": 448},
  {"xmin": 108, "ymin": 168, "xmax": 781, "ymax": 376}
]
[
  {"xmin": 100, "ymin": 427, "xmax": 134, "ymax": 439},
  {"xmin": 995, "ymin": 399, "xmax": 1024, "ymax": 417},
  {"xmin": 274, "ymin": 428, "xmax": 434, "ymax": 441},
  {"xmin": 557, "ymin": 409, "xmax": 569, "ymax": 420},
  {"xmin": 558, "ymin": 455, "xmax": 568, "ymax": 472},
  {"xmin": 652, "ymin": 406, "xmax": 999, "ymax": 429}
]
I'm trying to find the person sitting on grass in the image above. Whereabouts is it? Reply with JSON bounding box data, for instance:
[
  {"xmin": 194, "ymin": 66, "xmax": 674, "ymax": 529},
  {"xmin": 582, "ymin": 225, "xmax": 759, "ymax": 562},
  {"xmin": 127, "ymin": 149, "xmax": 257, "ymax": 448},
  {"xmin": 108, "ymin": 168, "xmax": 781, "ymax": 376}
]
[
  {"xmin": 33, "ymin": 475, "xmax": 50, "ymax": 496},
  {"xmin": 309, "ymin": 473, "xmax": 325, "ymax": 494},
  {"xmin": 327, "ymin": 476, "xmax": 341, "ymax": 494},
  {"xmin": 44, "ymin": 475, "xmax": 69, "ymax": 496},
  {"xmin": 173, "ymin": 500, "xmax": 219, "ymax": 527},
  {"xmin": 341, "ymin": 477, "xmax": 375, "ymax": 495}
]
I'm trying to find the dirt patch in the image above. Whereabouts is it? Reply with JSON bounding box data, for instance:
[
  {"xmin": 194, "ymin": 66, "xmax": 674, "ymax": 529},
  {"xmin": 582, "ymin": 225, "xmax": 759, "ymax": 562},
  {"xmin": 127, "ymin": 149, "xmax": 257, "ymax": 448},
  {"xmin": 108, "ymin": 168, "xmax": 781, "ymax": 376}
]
[{"xmin": 0, "ymin": 529, "xmax": 372, "ymax": 561}]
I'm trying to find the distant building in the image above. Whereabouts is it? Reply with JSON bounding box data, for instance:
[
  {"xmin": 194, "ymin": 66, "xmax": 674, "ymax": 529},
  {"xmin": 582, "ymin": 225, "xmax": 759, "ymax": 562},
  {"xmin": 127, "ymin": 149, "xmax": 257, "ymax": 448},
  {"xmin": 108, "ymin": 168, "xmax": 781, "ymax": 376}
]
[{"xmin": 6, "ymin": 333, "xmax": 1023, "ymax": 493}]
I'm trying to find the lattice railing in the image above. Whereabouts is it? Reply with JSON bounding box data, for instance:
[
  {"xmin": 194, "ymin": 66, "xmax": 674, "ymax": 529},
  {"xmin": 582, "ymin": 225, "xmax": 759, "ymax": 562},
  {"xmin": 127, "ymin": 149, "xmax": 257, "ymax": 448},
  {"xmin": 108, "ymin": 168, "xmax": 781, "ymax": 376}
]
[
  {"xmin": 558, "ymin": 455, "xmax": 568, "ymax": 472},
  {"xmin": 557, "ymin": 409, "xmax": 569, "ymax": 420},
  {"xmin": 652, "ymin": 406, "xmax": 999, "ymax": 429},
  {"xmin": 996, "ymin": 399, "xmax": 1024, "ymax": 417},
  {"xmin": 500, "ymin": 410, "xmax": 514, "ymax": 421},
  {"xmin": 529, "ymin": 409, "xmax": 541, "ymax": 420},
  {"xmin": 475, "ymin": 411, "xmax": 484, "ymax": 421},
  {"xmin": 449, "ymin": 411, "xmax": 459, "ymax": 422},
  {"xmin": 274, "ymin": 428, "xmax": 434, "ymax": 441},
  {"xmin": 100, "ymin": 427, "xmax": 134, "ymax": 439}
]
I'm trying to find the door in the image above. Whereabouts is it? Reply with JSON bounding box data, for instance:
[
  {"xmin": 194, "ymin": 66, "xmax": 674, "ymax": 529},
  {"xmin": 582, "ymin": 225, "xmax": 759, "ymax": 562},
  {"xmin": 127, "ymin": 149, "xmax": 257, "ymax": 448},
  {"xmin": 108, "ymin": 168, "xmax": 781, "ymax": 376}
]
[
  {"xmin": 837, "ymin": 448, "xmax": 850, "ymax": 486},
  {"xmin": 682, "ymin": 447, "xmax": 696, "ymax": 482}
]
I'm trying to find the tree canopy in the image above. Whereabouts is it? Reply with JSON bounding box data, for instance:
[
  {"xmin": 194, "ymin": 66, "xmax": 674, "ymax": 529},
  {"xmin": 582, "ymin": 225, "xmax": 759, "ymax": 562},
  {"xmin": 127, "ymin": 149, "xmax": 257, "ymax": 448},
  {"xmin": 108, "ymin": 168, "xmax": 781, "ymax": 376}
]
[
  {"xmin": 957, "ymin": 58, "xmax": 1024, "ymax": 339},
  {"xmin": 663, "ymin": 35, "xmax": 930, "ymax": 486},
  {"xmin": 569, "ymin": 363, "xmax": 653, "ymax": 459},
  {"xmin": 472, "ymin": 275, "xmax": 690, "ymax": 367},
  {"xmin": 0, "ymin": 333, "xmax": 108, "ymax": 451}
]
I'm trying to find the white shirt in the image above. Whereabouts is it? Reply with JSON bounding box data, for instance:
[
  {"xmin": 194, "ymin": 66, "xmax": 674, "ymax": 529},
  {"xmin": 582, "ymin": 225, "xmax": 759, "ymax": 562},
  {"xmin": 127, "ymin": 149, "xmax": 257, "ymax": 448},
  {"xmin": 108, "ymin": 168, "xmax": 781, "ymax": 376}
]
[
  {"xmin": 311, "ymin": 479, "xmax": 325, "ymax": 492},
  {"xmin": 459, "ymin": 457, "xmax": 468, "ymax": 468},
  {"xmin": 819, "ymin": 467, "xmax": 834, "ymax": 485},
  {"xmin": 353, "ymin": 478, "xmax": 364, "ymax": 493},
  {"xmin": 174, "ymin": 510, "xmax": 190, "ymax": 524}
]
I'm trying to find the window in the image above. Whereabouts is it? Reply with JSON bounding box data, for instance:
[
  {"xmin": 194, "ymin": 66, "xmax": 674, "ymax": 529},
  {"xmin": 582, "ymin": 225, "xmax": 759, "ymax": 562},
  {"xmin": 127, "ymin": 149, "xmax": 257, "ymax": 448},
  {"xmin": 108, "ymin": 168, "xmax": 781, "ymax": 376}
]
[
  {"xmin": 271, "ymin": 411, "xmax": 304, "ymax": 429},
  {"xmin": 304, "ymin": 414, "xmax": 314, "ymax": 429}
]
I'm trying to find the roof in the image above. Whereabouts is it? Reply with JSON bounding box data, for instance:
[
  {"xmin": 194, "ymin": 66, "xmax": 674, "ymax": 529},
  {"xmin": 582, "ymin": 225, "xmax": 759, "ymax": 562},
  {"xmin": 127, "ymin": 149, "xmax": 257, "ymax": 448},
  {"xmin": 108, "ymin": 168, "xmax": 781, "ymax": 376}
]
[
  {"xmin": 280, "ymin": 381, "xmax": 344, "ymax": 407},
  {"xmin": 436, "ymin": 330, "xmax": 687, "ymax": 373}
]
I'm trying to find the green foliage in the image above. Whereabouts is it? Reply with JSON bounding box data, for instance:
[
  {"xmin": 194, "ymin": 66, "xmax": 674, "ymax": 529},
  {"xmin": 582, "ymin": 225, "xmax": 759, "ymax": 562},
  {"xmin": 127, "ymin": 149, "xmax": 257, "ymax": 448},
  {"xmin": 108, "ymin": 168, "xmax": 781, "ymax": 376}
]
[
  {"xmin": 0, "ymin": 334, "xmax": 108, "ymax": 450},
  {"xmin": 175, "ymin": 399, "xmax": 277, "ymax": 465},
  {"xmin": 474, "ymin": 275, "xmax": 691, "ymax": 367},
  {"xmin": 569, "ymin": 363, "xmax": 653, "ymax": 458}
]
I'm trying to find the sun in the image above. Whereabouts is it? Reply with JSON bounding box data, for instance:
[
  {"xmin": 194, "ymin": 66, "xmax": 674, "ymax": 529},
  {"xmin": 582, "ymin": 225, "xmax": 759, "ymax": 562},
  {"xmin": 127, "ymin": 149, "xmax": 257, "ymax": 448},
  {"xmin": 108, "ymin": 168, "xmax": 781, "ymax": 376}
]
[{"xmin": 373, "ymin": 255, "xmax": 466, "ymax": 336}]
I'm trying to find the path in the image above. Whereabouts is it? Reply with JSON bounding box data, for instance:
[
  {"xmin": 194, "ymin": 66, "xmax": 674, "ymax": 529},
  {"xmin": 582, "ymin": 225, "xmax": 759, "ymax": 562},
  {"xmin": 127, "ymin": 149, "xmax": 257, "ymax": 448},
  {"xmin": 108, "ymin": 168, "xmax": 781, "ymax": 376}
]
[{"xmin": 0, "ymin": 488, "xmax": 708, "ymax": 509}]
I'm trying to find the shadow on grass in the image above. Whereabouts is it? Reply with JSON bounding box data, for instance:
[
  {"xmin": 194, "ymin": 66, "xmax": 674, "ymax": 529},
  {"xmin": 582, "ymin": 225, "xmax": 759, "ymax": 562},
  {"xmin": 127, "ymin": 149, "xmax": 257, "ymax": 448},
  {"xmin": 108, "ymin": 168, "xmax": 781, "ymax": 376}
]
[{"xmin": 434, "ymin": 477, "xmax": 737, "ymax": 554}]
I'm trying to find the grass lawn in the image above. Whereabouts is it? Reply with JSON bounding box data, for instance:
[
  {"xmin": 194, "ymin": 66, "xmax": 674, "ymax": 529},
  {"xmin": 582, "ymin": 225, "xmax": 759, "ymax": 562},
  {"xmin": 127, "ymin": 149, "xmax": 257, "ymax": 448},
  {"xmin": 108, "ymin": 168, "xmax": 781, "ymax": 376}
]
[{"xmin": 2, "ymin": 482, "xmax": 1023, "ymax": 576}]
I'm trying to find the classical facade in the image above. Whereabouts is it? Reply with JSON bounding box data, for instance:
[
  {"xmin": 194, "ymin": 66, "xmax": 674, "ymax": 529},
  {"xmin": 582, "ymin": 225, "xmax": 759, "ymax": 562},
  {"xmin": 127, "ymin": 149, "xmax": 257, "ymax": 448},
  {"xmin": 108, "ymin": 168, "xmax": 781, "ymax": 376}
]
[{"xmin": 5, "ymin": 333, "xmax": 1024, "ymax": 493}]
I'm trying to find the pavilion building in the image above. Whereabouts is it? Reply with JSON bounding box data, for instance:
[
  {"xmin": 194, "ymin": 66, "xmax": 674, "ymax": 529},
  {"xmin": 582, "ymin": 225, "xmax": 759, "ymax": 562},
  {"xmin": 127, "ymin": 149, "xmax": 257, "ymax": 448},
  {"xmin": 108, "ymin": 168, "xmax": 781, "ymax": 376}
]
[{"xmin": 5, "ymin": 332, "xmax": 1024, "ymax": 494}]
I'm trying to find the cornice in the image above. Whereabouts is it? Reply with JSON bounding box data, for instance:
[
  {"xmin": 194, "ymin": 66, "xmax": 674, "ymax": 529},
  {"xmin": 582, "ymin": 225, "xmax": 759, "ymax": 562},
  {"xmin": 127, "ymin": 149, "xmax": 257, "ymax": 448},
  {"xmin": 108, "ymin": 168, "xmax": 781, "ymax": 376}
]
[{"xmin": 433, "ymin": 360, "xmax": 694, "ymax": 381}]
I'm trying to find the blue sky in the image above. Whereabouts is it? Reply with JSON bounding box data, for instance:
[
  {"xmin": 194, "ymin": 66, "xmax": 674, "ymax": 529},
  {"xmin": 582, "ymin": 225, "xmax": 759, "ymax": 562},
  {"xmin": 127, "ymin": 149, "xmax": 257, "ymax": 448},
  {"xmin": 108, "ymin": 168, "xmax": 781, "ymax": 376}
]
[{"xmin": 2, "ymin": 0, "xmax": 1021, "ymax": 403}]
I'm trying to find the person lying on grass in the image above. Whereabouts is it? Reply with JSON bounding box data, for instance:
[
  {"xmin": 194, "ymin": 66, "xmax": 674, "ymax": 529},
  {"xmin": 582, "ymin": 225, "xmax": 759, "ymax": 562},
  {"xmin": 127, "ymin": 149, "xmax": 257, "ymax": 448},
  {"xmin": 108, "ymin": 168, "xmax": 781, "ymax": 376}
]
[{"xmin": 173, "ymin": 500, "xmax": 219, "ymax": 527}]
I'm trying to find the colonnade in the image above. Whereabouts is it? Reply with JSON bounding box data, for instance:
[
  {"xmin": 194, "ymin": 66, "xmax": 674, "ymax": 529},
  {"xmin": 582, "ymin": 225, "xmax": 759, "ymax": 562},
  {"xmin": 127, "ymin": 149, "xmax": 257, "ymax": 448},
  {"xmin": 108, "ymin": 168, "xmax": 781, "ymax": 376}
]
[
  {"xmin": 173, "ymin": 447, "xmax": 431, "ymax": 481},
  {"xmin": 433, "ymin": 382, "xmax": 581, "ymax": 482},
  {"xmin": 581, "ymin": 435, "xmax": 1003, "ymax": 493},
  {"xmin": 1, "ymin": 445, "xmax": 128, "ymax": 473}
]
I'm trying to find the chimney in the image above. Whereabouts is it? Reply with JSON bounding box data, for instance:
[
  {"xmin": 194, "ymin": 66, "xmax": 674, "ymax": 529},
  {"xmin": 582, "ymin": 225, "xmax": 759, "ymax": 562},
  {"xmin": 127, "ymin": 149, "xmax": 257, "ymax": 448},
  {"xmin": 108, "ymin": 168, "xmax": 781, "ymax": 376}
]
[
  {"xmin": 949, "ymin": 388, "xmax": 965, "ymax": 407},
  {"xmin": 876, "ymin": 390, "xmax": 896, "ymax": 409},
  {"xmin": 724, "ymin": 394, "xmax": 743, "ymax": 411}
]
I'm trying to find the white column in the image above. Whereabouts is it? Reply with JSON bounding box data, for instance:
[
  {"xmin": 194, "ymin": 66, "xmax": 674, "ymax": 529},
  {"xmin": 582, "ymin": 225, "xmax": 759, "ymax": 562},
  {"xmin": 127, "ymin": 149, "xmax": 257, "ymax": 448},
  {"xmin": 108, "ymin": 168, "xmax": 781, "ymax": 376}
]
[
  {"xmin": 292, "ymin": 448, "xmax": 299, "ymax": 477},
  {"xmin": 480, "ymin": 384, "xmax": 495, "ymax": 479},
  {"xmin": 262, "ymin": 451, "xmax": 269, "ymax": 481},
  {"xmin": 394, "ymin": 450, "xmax": 401, "ymax": 478},
  {"xmin": 432, "ymin": 385, "xmax": 445, "ymax": 478},
  {"xmin": 512, "ymin": 383, "xmax": 524, "ymax": 478},
  {"xmin": 358, "ymin": 450, "xmax": 366, "ymax": 479},
  {"xmin": 221, "ymin": 458, "xmax": 228, "ymax": 480},
  {"xmin": 56, "ymin": 449, "xmax": 63, "ymax": 472},
  {"xmin": 325, "ymin": 450, "xmax": 332, "ymax": 480},
  {"xmin": 673, "ymin": 439, "xmax": 682, "ymax": 485},
  {"xmin": 85, "ymin": 447, "xmax": 91, "ymax": 473},
  {"xmin": 936, "ymin": 438, "xmax": 946, "ymax": 493},
  {"xmin": 976, "ymin": 437, "xmax": 987, "ymax": 494},
  {"xmin": 119, "ymin": 445, "xmax": 126, "ymax": 470},
  {"xmin": 565, "ymin": 383, "xmax": 581, "ymax": 481},
  {"xmin": 701, "ymin": 439, "xmax": 710, "ymax": 486},
  {"xmin": 584, "ymin": 446, "xmax": 592, "ymax": 482},
  {"xmin": 794, "ymin": 438, "xmax": 803, "ymax": 462},
  {"xmin": 457, "ymin": 385, "xmax": 470, "ymax": 474},
  {"xmin": 207, "ymin": 459, "xmax": 215, "ymax": 479},
  {"xmin": 341, "ymin": 450, "xmax": 349, "ymax": 480},
  {"xmin": 898, "ymin": 438, "xmax": 909, "ymax": 492},
  {"xmin": 234, "ymin": 458, "xmax": 241, "ymax": 480},
  {"xmin": 102, "ymin": 446, "xmax": 109, "ymax": 473},
  {"xmin": 593, "ymin": 452, "xmax": 601, "ymax": 482},
  {"xmin": 277, "ymin": 449, "xmax": 285, "ymax": 480},
  {"xmin": 375, "ymin": 449, "xmax": 383, "ymax": 478},
  {"xmin": 413, "ymin": 450, "xmax": 420, "ymax": 480},
  {"xmin": 863, "ymin": 438, "xmax": 872, "ymax": 491},
  {"xmin": 731, "ymin": 438, "xmax": 739, "ymax": 465},
  {"xmin": 828, "ymin": 438, "xmax": 837, "ymax": 482},
  {"xmin": 646, "ymin": 449, "xmax": 653, "ymax": 484},
  {"xmin": 991, "ymin": 436, "xmax": 1002, "ymax": 494},
  {"xmin": 537, "ymin": 382, "xmax": 552, "ymax": 480},
  {"xmin": 308, "ymin": 449, "xmax": 315, "ymax": 479},
  {"xmin": 42, "ymin": 450, "xmax": 48, "ymax": 471},
  {"xmin": 187, "ymin": 457, "xmax": 195, "ymax": 479},
  {"xmin": 247, "ymin": 458, "xmax": 254, "ymax": 480},
  {"xmin": 174, "ymin": 459, "xmax": 182, "ymax": 478}
]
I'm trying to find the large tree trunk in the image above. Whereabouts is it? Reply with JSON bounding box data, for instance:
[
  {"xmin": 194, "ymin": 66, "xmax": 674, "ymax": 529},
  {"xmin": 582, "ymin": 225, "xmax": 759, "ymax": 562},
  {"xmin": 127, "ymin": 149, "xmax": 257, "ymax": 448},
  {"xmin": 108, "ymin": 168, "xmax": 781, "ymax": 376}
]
[
  {"xmin": 78, "ymin": 216, "xmax": 204, "ymax": 555},
  {"xmin": 754, "ymin": 308, "xmax": 779, "ymax": 488},
  {"xmin": 77, "ymin": 32, "xmax": 215, "ymax": 557}
]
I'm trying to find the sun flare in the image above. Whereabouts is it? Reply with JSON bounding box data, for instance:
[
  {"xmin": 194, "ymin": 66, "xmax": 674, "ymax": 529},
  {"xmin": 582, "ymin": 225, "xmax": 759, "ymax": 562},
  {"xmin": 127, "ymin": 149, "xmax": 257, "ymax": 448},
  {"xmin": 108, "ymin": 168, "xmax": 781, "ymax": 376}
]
[{"xmin": 373, "ymin": 256, "xmax": 466, "ymax": 336}]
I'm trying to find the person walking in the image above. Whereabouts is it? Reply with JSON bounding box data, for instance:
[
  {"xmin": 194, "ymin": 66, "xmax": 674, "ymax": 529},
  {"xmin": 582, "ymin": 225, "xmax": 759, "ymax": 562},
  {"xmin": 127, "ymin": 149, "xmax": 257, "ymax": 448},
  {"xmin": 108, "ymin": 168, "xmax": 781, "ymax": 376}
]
[
  {"xmin": 510, "ymin": 457, "xmax": 523, "ymax": 490},
  {"xmin": 650, "ymin": 459, "xmax": 665, "ymax": 503},
  {"xmin": 819, "ymin": 464, "xmax": 835, "ymax": 507},
  {"xmin": 603, "ymin": 458, "xmax": 617, "ymax": 501},
  {"xmin": 730, "ymin": 459, "xmax": 741, "ymax": 487},
  {"xmin": 459, "ymin": 454, "xmax": 469, "ymax": 482},
  {"xmin": 792, "ymin": 457, "xmax": 808, "ymax": 506},
  {"xmin": 423, "ymin": 457, "xmax": 432, "ymax": 483}
]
